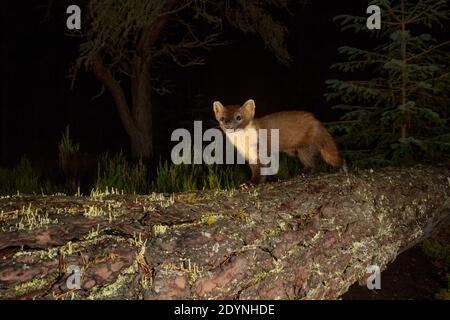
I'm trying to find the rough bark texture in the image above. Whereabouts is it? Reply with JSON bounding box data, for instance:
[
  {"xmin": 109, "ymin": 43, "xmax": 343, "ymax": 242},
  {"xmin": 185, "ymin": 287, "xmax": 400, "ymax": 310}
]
[
  {"xmin": 0, "ymin": 165, "xmax": 449, "ymax": 300},
  {"xmin": 130, "ymin": 57, "xmax": 153, "ymax": 160},
  {"xmin": 92, "ymin": 54, "xmax": 153, "ymax": 160}
]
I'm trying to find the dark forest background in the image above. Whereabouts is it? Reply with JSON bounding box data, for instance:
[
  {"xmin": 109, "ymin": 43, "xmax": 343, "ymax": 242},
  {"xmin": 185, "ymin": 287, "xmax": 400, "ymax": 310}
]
[{"xmin": 1, "ymin": 1, "xmax": 364, "ymax": 168}]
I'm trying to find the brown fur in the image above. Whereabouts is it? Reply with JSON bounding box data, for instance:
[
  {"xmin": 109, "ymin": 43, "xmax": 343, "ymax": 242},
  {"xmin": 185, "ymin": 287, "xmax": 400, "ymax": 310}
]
[{"xmin": 213, "ymin": 99, "xmax": 346, "ymax": 183}]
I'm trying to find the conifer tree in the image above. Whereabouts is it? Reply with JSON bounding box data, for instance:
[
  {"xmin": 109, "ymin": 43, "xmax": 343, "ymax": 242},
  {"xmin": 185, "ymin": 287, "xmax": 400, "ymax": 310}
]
[{"xmin": 326, "ymin": 0, "xmax": 450, "ymax": 166}]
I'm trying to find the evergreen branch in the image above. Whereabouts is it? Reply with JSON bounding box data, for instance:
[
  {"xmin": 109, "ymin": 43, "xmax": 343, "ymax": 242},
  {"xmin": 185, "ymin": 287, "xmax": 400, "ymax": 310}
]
[
  {"xmin": 405, "ymin": 0, "xmax": 424, "ymax": 23},
  {"xmin": 324, "ymin": 120, "xmax": 369, "ymax": 125},
  {"xmin": 406, "ymin": 39, "xmax": 450, "ymax": 62},
  {"xmin": 405, "ymin": 0, "xmax": 449, "ymax": 26}
]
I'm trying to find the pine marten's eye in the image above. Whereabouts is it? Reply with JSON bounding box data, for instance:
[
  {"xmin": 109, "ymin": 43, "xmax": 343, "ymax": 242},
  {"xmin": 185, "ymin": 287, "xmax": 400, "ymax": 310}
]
[
  {"xmin": 236, "ymin": 115, "xmax": 242, "ymax": 121},
  {"xmin": 219, "ymin": 116, "xmax": 225, "ymax": 122}
]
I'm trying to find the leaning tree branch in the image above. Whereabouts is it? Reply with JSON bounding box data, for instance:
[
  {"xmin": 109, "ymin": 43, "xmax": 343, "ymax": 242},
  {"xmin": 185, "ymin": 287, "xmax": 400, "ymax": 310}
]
[
  {"xmin": 91, "ymin": 53, "xmax": 136, "ymax": 137},
  {"xmin": 138, "ymin": 0, "xmax": 178, "ymax": 58}
]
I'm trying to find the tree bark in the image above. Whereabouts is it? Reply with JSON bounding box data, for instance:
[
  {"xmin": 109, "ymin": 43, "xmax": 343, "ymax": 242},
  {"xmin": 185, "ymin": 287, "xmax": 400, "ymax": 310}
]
[
  {"xmin": 92, "ymin": 54, "xmax": 153, "ymax": 160},
  {"xmin": 89, "ymin": 0, "xmax": 177, "ymax": 161},
  {"xmin": 130, "ymin": 57, "xmax": 153, "ymax": 160},
  {"xmin": 0, "ymin": 165, "xmax": 449, "ymax": 300}
]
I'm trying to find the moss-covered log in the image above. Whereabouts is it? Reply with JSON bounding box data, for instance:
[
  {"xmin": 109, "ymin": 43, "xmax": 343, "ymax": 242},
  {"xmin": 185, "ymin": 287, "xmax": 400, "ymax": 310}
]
[{"xmin": 0, "ymin": 165, "xmax": 449, "ymax": 299}]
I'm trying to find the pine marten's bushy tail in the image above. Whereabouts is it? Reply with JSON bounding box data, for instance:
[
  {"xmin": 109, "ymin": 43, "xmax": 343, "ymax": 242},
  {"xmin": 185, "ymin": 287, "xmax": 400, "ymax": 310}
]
[{"xmin": 316, "ymin": 126, "xmax": 347, "ymax": 172}]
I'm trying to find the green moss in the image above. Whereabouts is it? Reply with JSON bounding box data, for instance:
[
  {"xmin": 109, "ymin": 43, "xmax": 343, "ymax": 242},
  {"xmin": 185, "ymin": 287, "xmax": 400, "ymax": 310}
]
[
  {"xmin": 264, "ymin": 227, "xmax": 282, "ymax": 238},
  {"xmin": 152, "ymin": 224, "xmax": 169, "ymax": 236},
  {"xmin": 14, "ymin": 277, "xmax": 50, "ymax": 296},
  {"xmin": 202, "ymin": 214, "xmax": 221, "ymax": 225},
  {"xmin": 179, "ymin": 193, "xmax": 204, "ymax": 204},
  {"xmin": 236, "ymin": 209, "xmax": 247, "ymax": 221},
  {"xmin": 251, "ymin": 260, "xmax": 284, "ymax": 285},
  {"xmin": 88, "ymin": 262, "xmax": 138, "ymax": 300}
]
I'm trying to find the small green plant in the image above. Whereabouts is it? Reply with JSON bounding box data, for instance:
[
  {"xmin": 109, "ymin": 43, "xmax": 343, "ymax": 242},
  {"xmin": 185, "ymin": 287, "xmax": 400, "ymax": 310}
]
[
  {"xmin": 0, "ymin": 157, "xmax": 57, "ymax": 195},
  {"xmin": 152, "ymin": 150, "xmax": 331, "ymax": 193},
  {"xmin": 58, "ymin": 125, "xmax": 80, "ymax": 170},
  {"xmin": 435, "ymin": 275, "xmax": 450, "ymax": 300},
  {"xmin": 152, "ymin": 159, "xmax": 247, "ymax": 193},
  {"xmin": 153, "ymin": 161, "xmax": 199, "ymax": 193},
  {"xmin": 422, "ymin": 224, "xmax": 450, "ymax": 300},
  {"xmin": 12, "ymin": 157, "xmax": 40, "ymax": 194},
  {"xmin": 276, "ymin": 153, "xmax": 302, "ymax": 180},
  {"xmin": 96, "ymin": 152, "xmax": 150, "ymax": 194},
  {"xmin": 203, "ymin": 163, "xmax": 247, "ymax": 190}
]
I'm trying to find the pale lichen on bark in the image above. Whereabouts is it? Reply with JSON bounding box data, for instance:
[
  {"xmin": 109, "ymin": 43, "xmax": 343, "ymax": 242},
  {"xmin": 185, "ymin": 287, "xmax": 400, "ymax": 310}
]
[{"xmin": 0, "ymin": 165, "xmax": 449, "ymax": 299}]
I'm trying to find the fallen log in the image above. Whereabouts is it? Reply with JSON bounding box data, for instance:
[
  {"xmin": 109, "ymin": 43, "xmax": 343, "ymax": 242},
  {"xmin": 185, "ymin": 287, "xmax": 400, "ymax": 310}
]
[{"xmin": 0, "ymin": 165, "xmax": 449, "ymax": 299}]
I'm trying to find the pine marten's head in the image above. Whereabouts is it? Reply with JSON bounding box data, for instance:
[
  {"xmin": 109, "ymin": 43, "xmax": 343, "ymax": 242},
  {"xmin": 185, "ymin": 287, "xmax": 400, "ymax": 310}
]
[{"xmin": 213, "ymin": 99, "xmax": 256, "ymax": 131}]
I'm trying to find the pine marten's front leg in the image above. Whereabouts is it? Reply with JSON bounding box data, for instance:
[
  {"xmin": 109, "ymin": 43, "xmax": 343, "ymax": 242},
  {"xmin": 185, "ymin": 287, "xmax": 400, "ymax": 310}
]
[
  {"xmin": 239, "ymin": 163, "xmax": 262, "ymax": 189},
  {"xmin": 249, "ymin": 163, "xmax": 261, "ymax": 184},
  {"xmin": 251, "ymin": 163, "xmax": 269, "ymax": 184}
]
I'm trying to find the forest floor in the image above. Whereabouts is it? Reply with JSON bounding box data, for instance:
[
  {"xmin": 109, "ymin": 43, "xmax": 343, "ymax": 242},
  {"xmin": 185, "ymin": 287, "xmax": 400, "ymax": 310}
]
[{"xmin": 343, "ymin": 223, "xmax": 450, "ymax": 300}]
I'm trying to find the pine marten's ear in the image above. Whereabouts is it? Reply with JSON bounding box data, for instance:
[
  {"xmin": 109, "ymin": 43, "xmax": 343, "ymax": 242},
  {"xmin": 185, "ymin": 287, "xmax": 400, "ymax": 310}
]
[
  {"xmin": 213, "ymin": 101, "xmax": 224, "ymax": 119},
  {"xmin": 241, "ymin": 99, "xmax": 256, "ymax": 118}
]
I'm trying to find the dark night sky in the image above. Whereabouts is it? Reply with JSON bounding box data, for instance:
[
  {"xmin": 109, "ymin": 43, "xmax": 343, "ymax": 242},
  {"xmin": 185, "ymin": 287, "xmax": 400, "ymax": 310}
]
[{"xmin": 1, "ymin": 1, "xmax": 369, "ymax": 169}]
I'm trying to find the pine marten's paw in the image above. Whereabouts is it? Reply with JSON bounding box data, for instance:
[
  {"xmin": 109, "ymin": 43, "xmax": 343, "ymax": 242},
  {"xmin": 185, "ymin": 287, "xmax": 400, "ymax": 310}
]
[
  {"xmin": 240, "ymin": 182, "xmax": 256, "ymax": 190},
  {"xmin": 341, "ymin": 160, "xmax": 349, "ymax": 174}
]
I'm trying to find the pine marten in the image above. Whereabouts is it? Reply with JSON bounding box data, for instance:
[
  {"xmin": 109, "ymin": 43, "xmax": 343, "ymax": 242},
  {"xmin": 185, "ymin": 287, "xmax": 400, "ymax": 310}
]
[{"xmin": 213, "ymin": 99, "xmax": 347, "ymax": 185}]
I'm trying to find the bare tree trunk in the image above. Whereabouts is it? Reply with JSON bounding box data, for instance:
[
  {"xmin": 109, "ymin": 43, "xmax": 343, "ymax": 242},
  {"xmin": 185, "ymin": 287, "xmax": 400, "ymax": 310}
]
[
  {"xmin": 0, "ymin": 165, "xmax": 449, "ymax": 300},
  {"xmin": 89, "ymin": 0, "xmax": 177, "ymax": 161},
  {"xmin": 129, "ymin": 130, "xmax": 152, "ymax": 160},
  {"xmin": 92, "ymin": 54, "xmax": 153, "ymax": 160},
  {"xmin": 130, "ymin": 57, "xmax": 153, "ymax": 160}
]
